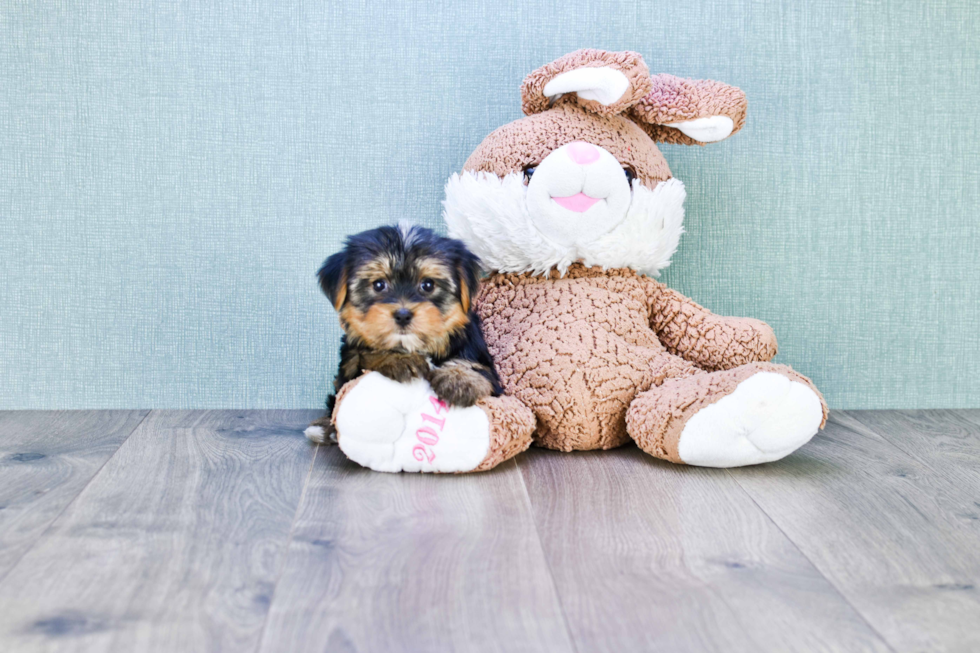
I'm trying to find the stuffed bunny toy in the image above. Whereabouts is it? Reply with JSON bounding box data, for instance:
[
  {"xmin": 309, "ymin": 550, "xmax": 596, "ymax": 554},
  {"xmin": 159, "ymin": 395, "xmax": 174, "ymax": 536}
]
[{"xmin": 328, "ymin": 49, "xmax": 827, "ymax": 473}]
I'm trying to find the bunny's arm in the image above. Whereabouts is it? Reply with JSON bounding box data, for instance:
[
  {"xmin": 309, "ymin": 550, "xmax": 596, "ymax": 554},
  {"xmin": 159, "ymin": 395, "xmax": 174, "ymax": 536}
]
[{"xmin": 640, "ymin": 277, "xmax": 778, "ymax": 371}]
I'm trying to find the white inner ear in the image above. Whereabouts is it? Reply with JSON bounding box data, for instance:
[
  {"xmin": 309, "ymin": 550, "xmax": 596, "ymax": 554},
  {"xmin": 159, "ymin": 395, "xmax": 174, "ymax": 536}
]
[
  {"xmin": 543, "ymin": 66, "xmax": 631, "ymax": 106},
  {"xmin": 665, "ymin": 116, "xmax": 734, "ymax": 143}
]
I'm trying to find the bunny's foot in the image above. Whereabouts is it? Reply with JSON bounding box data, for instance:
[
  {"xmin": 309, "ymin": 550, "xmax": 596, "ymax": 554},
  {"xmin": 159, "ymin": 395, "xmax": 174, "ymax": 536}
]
[
  {"xmin": 328, "ymin": 372, "xmax": 534, "ymax": 473},
  {"xmin": 627, "ymin": 363, "xmax": 826, "ymax": 467}
]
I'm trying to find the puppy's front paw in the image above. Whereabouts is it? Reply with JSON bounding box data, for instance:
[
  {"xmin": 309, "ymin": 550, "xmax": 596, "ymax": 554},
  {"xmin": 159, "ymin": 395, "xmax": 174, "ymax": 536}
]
[
  {"xmin": 426, "ymin": 362, "xmax": 494, "ymax": 408},
  {"xmin": 361, "ymin": 351, "xmax": 429, "ymax": 383}
]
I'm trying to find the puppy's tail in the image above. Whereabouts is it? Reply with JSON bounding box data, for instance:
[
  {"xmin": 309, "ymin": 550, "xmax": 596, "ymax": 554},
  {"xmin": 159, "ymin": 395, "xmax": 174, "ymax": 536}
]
[{"xmin": 304, "ymin": 416, "xmax": 337, "ymax": 444}]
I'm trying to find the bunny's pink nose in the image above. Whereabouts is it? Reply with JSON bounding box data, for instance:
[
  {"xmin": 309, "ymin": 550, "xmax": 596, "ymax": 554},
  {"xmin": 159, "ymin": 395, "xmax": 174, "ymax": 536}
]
[{"xmin": 566, "ymin": 141, "xmax": 600, "ymax": 165}]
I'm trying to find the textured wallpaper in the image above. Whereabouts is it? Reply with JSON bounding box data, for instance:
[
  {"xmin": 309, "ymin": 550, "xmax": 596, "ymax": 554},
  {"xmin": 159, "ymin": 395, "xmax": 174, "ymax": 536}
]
[{"xmin": 1, "ymin": 0, "xmax": 978, "ymax": 409}]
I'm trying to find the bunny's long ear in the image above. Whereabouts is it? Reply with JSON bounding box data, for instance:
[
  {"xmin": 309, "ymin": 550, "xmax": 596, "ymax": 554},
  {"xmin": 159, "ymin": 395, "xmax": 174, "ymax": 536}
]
[
  {"xmin": 521, "ymin": 49, "xmax": 653, "ymax": 117},
  {"xmin": 629, "ymin": 74, "xmax": 747, "ymax": 145}
]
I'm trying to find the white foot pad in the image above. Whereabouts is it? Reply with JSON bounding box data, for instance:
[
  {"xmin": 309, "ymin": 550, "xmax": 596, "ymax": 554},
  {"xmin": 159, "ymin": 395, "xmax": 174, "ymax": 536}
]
[
  {"xmin": 677, "ymin": 372, "xmax": 822, "ymax": 468},
  {"xmin": 334, "ymin": 372, "xmax": 491, "ymax": 473}
]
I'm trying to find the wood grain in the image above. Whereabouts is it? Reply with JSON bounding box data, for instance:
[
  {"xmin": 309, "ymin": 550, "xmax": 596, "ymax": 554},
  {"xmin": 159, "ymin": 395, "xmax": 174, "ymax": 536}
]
[
  {"xmin": 518, "ymin": 446, "xmax": 890, "ymax": 653},
  {"xmin": 732, "ymin": 411, "xmax": 980, "ymax": 653},
  {"xmin": 0, "ymin": 410, "xmax": 148, "ymax": 582},
  {"xmin": 848, "ymin": 409, "xmax": 980, "ymax": 491},
  {"xmin": 0, "ymin": 410, "xmax": 318, "ymax": 653},
  {"xmin": 5, "ymin": 410, "xmax": 980, "ymax": 652},
  {"xmin": 958, "ymin": 410, "xmax": 980, "ymax": 429},
  {"xmin": 257, "ymin": 445, "xmax": 574, "ymax": 653}
]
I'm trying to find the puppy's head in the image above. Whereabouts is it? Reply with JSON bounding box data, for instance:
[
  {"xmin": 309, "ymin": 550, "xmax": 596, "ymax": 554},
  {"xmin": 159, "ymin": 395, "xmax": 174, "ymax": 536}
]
[{"xmin": 318, "ymin": 224, "xmax": 481, "ymax": 356}]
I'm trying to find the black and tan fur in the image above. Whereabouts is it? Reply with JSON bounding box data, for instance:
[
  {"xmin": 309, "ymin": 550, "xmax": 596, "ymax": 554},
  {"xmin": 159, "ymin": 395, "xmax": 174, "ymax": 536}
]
[{"xmin": 308, "ymin": 224, "xmax": 501, "ymax": 442}]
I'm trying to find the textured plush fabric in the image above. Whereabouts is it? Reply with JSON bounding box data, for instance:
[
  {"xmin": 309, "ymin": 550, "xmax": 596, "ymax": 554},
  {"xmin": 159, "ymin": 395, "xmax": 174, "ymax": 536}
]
[
  {"xmin": 471, "ymin": 395, "xmax": 536, "ymax": 471},
  {"xmin": 631, "ymin": 74, "xmax": 748, "ymax": 145},
  {"xmin": 643, "ymin": 278, "xmax": 779, "ymax": 371},
  {"xmin": 521, "ymin": 49, "xmax": 652, "ymax": 117},
  {"xmin": 441, "ymin": 48, "xmax": 827, "ymax": 465},
  {"xmin": 627, "ymin": 362, "xmax": 827, "ymax": 462},
  {"xmin": 476, "ymin": 263, "xmax": 812, "ymax": 452},
  {"xmin": 478, "ymin": 265, "xmax": 686, "ymax": 450},
  {"xmin": 1, "ymin": 1, "xmax": 978, "ymax": 409},
  {"xmin": 331, "ymin": 374, "xmax": 534, "ymax": 473},
  {"xmin": 464, "ymin": 103, "xmax": 673, "ymax": 186}
]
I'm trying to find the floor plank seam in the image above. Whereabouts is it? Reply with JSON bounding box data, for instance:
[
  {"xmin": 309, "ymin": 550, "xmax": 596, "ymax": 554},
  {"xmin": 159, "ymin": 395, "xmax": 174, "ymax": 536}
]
[
  {"xmin": 840, "ymin": 410, "xmax": 971, "ymax": 482},
  {"xmin": 959, "ymin": 411, "xmax": 980, "ymax": 429},
  {"xmin": 0, "ymin": 409, "xmax": 152, "ymax": 589},
  {"xmin": 724, "ymin": 462, "xmax": 898, "ymax": 653},
  {"xmin": 252, "ymin": 441, "xmax": 321, "ymax": 653},
  {"xmin": 513, "ymin": 456, "xmax": 580, "ymax": 653}
]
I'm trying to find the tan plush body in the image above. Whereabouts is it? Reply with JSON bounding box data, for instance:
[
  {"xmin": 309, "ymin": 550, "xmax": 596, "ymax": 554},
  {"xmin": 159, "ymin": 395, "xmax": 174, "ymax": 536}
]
[
  {"xmin": 478, "ymin": 264, "xmax": 824, "ymax": 461},
  {"xmin": 330, "ymin": 49, "xmax": 827, "ymax": 472}
]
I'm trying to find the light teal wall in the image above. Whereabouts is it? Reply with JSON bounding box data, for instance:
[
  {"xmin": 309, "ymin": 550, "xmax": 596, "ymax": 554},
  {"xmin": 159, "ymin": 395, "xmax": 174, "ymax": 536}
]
[{"xmin": 1, "ymin": 1, "xmax": 978, "ymax": 409}]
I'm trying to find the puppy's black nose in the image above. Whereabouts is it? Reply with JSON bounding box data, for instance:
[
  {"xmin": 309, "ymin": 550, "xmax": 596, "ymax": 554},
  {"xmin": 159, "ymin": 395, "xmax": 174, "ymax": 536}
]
[{"xmin": 393, "ymin": 308, "xmax": 414, "ymax": 327}]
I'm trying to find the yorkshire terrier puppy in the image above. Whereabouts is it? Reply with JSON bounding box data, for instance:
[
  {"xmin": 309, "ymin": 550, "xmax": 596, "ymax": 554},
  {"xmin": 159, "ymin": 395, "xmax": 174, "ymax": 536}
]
[{"xmin": 306, "ymin": 224, "xmax": 502, "ymax": 443}]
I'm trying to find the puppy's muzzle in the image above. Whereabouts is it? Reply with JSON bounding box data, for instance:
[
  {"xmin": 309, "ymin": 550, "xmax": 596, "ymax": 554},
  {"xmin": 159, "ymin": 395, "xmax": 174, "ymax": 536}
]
[{"xmin": 393, "ymin": 307, "xmax": 414, "ymax": 328}]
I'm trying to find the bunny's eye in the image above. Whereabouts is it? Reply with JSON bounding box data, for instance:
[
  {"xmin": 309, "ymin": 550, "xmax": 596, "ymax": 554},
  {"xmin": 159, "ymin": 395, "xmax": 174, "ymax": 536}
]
[
  {"xmin": 523, "ymin": 166, "xmax": 537, "ymax": 184},
  {"xmin": 623, "ymin": 167, "xmax": 636, "ymax": 184}
]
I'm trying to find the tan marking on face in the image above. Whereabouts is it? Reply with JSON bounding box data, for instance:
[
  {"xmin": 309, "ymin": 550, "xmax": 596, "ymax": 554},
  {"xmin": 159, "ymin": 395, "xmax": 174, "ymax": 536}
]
[
  {"xmin": 342, "ymin": 297, "xmax": 470, "ymax": 356},
  {"xmin": 408, "ymin": 303, "xmax": 449, "ymax": 356},
  {"xmin": 417, "ymin": 258, "xmax": 454, "ymax": 286},
  {"xmin": 423, "ymin": 303, "xmax": 471, "ymax": 357},
  {"xmin": 341, "ymin": 303, "xmax": 396, "ymax": 350},
  {"xmin": 412, "ymin": 302, "xmax": 470, "ymax": 357},
  {"xmin": 332, "ymin": 268, "xmax": 348, "ymax": 311},
  {"xmin": 456, "ymin": 266, "xmax": 471, "ymax": 313},
  {"xmin": 351, "ymin": 257, "xmax": 393, "ymax": 286}
]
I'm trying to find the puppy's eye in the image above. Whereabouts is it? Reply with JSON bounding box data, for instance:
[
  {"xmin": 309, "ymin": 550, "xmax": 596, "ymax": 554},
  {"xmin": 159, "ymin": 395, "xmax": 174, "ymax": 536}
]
[
  {"xmin": 523, "ymin": 166, "xmax": 537, "ymax": 184},
  {"xmin": 419, "ymin": 278, "xmax": 435, "ymax": 293},
  {"xmin": 623, "ymin": 167, "xmax": 636, "ymax": 184},
  {"xmin": 372, "ymin": 280, "xmax": 387, "ymax": 292}
]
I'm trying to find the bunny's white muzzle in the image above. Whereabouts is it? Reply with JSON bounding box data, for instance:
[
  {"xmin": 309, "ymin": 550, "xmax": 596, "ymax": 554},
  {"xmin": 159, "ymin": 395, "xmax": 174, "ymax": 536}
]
[
  {"xmin": 443, "ymin": 150, "xmax": 687, "ymax": 279},
  {"xmin": 525, "ymin": 141, "xmax": 633, "ymax": 247}
]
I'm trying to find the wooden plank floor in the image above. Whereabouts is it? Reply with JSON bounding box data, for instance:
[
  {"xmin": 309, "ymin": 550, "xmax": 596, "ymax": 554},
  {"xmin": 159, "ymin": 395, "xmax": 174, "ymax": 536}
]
[{"xmin": 1, "ymin": 411, "xmax": 978, "ymax": 652}]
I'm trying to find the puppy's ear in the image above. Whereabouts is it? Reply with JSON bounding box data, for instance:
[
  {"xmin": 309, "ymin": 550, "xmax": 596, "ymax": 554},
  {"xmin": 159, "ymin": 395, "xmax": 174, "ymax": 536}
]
[
  {"xmin": 454, "ymin": 251, "xmax": 482, "ymax": 314},
  {"xmin": 521, "ymin": 49, "xmax": 652, "ymax": 117},
  {"xmin": 317, "ymin": 251, "xmax": 348, "ymax": 311},
  {"xmin": 629, "ymin": 74, "xmax": 747, "ymax": 145}
]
